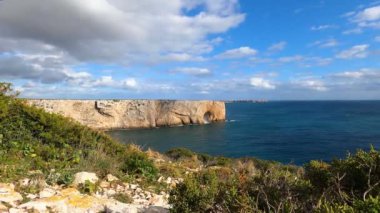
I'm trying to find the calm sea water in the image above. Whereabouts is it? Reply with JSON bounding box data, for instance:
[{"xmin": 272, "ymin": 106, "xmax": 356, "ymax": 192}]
[{"xmin": 108, "ymin": 101, "xmax": 380, "ymax": 165}]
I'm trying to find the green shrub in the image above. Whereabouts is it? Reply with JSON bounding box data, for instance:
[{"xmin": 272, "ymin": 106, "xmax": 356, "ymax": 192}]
[
  {"xmin": 0, "ymin": 82, "xmax": 158, "ymax": 184},
  {"xmin": 113, "ymin": 193, "xmax": 133, "ymax": 204},
  {"xmin": 305, "ymin": 160, "xmax": 332, "ymax": 191},
  {"xmin": 78, "ymin": 180, "xmax": 99, "ymax": 195},
  {"xmin": 166, "ymin": 148, "xmax": 195, "ymax": 160},
  {"xmin": 170, "ymin": 171, "xmax": 219, "ymax": 213},
  {"xmin": 353, "ymin": 196, "xmax": 380, "ymax": 212},
  {"xmin": 122, "ymin": 151, "xmax": 158, "ymax": 179}
]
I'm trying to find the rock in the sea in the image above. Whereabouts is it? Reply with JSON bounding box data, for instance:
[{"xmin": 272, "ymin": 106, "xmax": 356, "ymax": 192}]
[
  {"xmin": 72, "ymin": 172, "xmax": 99, "ymax": 186},
  {"xmin": 27, "ymin": 100, "xmax": 226, "ymax": 129}
]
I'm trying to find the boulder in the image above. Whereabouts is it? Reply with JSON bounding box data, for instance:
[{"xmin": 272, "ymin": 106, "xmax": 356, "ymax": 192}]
[
  {"xmin": 72, "ymin": 172, "xmax": 99, "ymax": 186},
  {"xmin": 106, "ymin": 174, "xmax": 119, "ymax": 182},
  {"xmin": 39, "ymin": 188, "xmax": 56, "ymax": 198},
  {"xmin": 0, "ymin": 183, "xmax": 23, "ymax": 206}
]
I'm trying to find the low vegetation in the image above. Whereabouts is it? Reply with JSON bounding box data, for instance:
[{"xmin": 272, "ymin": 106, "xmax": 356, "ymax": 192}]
[{"xmin": 1, "ymin": 82, "xmax": 379, "ymax": 212}]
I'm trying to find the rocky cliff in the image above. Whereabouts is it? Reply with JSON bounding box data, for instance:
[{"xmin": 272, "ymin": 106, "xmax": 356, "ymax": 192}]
[{"xmin": 27, "ymin": 100, "xmax": 226, "ymax": 129}]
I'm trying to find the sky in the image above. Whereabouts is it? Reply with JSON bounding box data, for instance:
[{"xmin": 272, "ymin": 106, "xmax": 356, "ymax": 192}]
[{"xmin": 0, "ymin": 0, "xmax": 380, "ymax": 100}]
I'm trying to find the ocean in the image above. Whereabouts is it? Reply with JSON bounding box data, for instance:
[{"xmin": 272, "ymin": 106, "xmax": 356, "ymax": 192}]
[{"xmin": 108, "ymin": 101, "xmax": 380, "ymax": 165}]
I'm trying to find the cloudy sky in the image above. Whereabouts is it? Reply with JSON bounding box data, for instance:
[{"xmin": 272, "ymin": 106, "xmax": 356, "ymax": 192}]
[{"xmin": 0, "ymin": 0, "xmax": 380, "ymax": 100}]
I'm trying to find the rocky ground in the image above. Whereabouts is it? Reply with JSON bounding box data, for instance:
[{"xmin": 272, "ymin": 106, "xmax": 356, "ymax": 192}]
[{"xmin": 0, "ymin": 172, "xmax": 182, "ymax": 213}]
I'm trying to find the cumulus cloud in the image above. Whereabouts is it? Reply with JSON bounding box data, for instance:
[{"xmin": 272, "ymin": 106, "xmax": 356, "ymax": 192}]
[
  {"xmin": 173, "ymin": 67, "xmax": 212, "ymax": 76},
  {"xmin": 0, "ymin": 54, "xmax": 70, "ymax": 83},
  {"xmin": 347, "ymin": 5, "xmax": 380, "ymax": 30},
  {"xmin": 250, "ymin": 77, "xmax": 276, "ymax": 90},
  {"xmin": 216, "ymin": 46, "xmax": 257, "ymax": 59},
  {"xmin": 0, "ymin": 0, "xmax": 245, "ymax": 62},
  {"xmin": 336, "ymin": 45, "xmax": 369, "ymax": 59},
  {"xmin": 267, "ymin": 41, "xmax": 287, "ymax": 54}
]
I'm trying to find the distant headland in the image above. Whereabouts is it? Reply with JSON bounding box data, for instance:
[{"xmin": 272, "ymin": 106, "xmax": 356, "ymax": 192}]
[{"xmin": 27, "ymin": 99, "xmax": 226, "ymax": 130}]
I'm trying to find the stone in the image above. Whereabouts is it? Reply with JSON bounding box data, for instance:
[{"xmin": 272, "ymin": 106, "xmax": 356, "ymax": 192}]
[
  {"xmin": 157, "ymin": 176, "xmax": 164, "ymax": 183},
  {"xmin": 105, "ymin": 201, "xmax": 142, "ymax": 213},
  {"xmin": 99, "ymin": 181, "xmax": 110, "ymax": 189},
  {"xmin": 72, "ymin": 172, "xmax": 99, "ymax": 186},
  {"xmin": 144, "ymin": 206, "xmax": 169, "ymax": 213},
  {"xmin": 149, "ymin": 195, "xmax": 169, "ymax": 208},
  {"xmin": 0, "ymin": 203, "xmax": 8, "ymax": 212},
  {"xmin": 26, "ymin": 194, "xmax": 37, "ymax": 200},
  {"xmin": 130, "ymin": 184, "xmax": 138, "ymax": 190},
  {"xmin": 0, "ymin": 183, "xmax": 23, "ymax": 205},
  {"xmin": 106, "ymin": 189, "xmax": 116, "ymax": 197},
  {"xmin": 106, "ymin": 174, "xmax": 119, "ymax": 182},
  {"xmin": 165, "ymin": 177, "xmax": 172, "ymax": 184},
  {"xmin": 27, "ymin": 100, "xmax": 226, "ymax": 129},
  {"xmin": 39, "ymin": 188, "xmax": 56, "ymax": 198}
]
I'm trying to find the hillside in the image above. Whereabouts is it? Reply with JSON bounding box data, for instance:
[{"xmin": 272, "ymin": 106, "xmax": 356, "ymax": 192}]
[{"xmin": 0, "ymin": 82, "xmax": 380, "ymax": 212}]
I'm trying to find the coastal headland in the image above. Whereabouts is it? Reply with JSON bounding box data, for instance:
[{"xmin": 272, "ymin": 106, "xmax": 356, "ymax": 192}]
[{"xmin": 27, "ymin": 100, "xmax": 226, "ymax": 129}]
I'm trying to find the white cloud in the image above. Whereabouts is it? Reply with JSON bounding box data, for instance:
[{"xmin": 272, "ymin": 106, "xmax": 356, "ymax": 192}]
[
  {"xmin": 173, "ymin": 67, "xmax": 212, "ymax": 76},
  {"xmin": 310, "ymin": 25, "xmax": 337, "ymax": 31},
  {"xmin": 293, "ymin": 79, "xmax": 328, "ymax": 91},
  {"xmin": 0, "ymin": 0, "xmax": 245, "ymax": 62},
  {"xmin": 375, "ymin": 36, "xmax": 380, "ymax": 42},
  {"xmin": 267, "ymin": 41, "xmax": 287, "ymax": 53},
  {"xmin": 336, "ymin": 44, "xmax": 369, "ymax": 59},
  {"xmin": 216, "ymin": 46, "xmax": 257, "ymax": 59},
  {"xmin": 332, "ymin": 68, "xmax": 380, "ymax": 79},
  {"xmin": 310, "ymin": 38, "xmax": 339, "ymax": 48},
  {"xmin": 122, "ymin": 78, "xmax": 138, "ymax": 89},
  {"xmin": 348, "ymin": 5, "xmax": 380, "ymax": 30},
  {"xmin": 250, "ymin": 77, "xmax": 276, "ymax": 90},
  {"xmin": 278, "ymin": 55, "xmax": 304, "ymax": 63},
  {"xmin": 93, "ymin": 76, "xmax": 115, "ymax": 87},
  {"xmin": 342, "ymin": 28, "xmax": 363, "ymax": 35},
  {"xmin": 355, "ymin": 5, "xmax": 380, "ymax": 22}
]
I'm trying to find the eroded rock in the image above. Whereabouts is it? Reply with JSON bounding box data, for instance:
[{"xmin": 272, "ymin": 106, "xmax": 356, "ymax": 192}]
[{"xmin": 27, "ymin": 100, "xmax": 226, "ymax": 129}]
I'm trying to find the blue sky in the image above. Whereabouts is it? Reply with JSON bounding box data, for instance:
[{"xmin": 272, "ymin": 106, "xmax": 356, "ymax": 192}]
[{"xmin": 0, "ymin": 0, "xmax": 379, "ymax": 100}]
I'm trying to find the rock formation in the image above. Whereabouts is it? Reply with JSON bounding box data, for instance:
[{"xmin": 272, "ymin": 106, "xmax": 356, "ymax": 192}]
[{"xmin": 27, "ymin": 100, "xmax": 226, "ymax": 129}]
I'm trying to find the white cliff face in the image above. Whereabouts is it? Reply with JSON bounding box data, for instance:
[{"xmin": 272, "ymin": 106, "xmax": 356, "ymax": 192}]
[{"xmin": 27, "ymin": 100, "xmax": 226, "ymax": 129}]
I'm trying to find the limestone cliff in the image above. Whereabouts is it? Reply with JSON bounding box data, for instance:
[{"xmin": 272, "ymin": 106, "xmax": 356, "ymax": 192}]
[{"xmin": 27, "ymin": 100, "xmax": 226, "ymax": 129}]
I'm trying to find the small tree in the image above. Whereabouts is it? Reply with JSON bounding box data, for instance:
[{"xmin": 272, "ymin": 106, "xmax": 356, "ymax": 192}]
[{"xmin": 0, "ymin": 82, "xmax": 19, "ymax": 118}]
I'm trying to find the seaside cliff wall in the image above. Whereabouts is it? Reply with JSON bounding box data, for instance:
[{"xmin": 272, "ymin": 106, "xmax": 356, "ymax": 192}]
[{"xmin": 27, "ymin": 100, "xmax": 226, "ymax": 129}]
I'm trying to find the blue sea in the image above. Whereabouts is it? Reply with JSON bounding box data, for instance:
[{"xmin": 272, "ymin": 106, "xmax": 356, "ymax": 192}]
[{"xmin": 108, "ymin": 101, "xmax": 380, "ymax": 165}]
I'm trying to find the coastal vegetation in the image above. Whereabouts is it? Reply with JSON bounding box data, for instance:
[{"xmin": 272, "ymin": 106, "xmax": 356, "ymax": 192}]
[{"xmin": 0, "ymin": 82, "xmax": 379, "ymax": 212}]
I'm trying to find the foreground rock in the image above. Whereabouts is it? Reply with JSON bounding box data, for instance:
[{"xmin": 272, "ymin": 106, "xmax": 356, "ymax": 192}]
[
  {"xmin": 27, "ymin": 100, "xmax": 225, "ymax": 129},
  {"xmin": 11, "ymin": 188, "xmax": 164, "ymax": 213},
  {"xmin": 3, "ymin": 172, "xmax": 171, "ymax": 213},
  {"xmin": 0, "ymin": 183, "xmax": 23, "ymax": 207},
  {"xmin": 72, "ymin": 172, "xmax": 99, "ymax": 186}
]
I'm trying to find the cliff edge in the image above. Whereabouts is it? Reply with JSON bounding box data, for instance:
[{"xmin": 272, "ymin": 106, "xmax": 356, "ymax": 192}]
[{"xmin": 27, "ymin": 100, "xmax": 226, "ymax": 129}]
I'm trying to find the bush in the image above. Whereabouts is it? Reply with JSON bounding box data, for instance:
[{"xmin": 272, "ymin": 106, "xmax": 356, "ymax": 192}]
[
  {"xmin": 122, "ymin": 151, "xmax": 158, "ymax": 179},
  {"xmin": 169, "ymin": 171, "xmax": 219, "ymax": 213},
  {"xmin": 166, "ymin": 148, "xmax": 195, "ymax": 160},
  {"xmin": 113, "ymin": 193, "xmax": 133, "ymax": 204}
]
